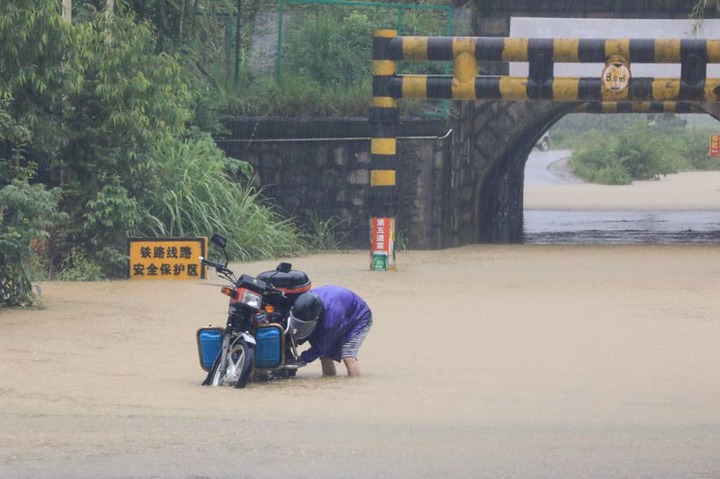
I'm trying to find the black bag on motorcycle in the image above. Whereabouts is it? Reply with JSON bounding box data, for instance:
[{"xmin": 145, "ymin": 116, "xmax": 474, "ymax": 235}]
[{"xmin": 256, "ymin": 269, "xmax": 311, "ymax": 314}]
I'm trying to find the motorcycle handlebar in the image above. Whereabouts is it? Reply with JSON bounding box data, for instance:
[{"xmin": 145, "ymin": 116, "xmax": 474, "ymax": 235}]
[
  {"xmin": 200, "ymin": 257, "xmax": 287, "ymax": 297},
  {"xmin": 199, "ymin": 256, "xmax": 230, "ymax": 274}
]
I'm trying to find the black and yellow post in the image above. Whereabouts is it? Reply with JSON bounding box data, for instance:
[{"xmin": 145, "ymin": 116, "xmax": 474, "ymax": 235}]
[{"xmin": 369, "ymin": 29, "xmax": 399, "ymax": 271}]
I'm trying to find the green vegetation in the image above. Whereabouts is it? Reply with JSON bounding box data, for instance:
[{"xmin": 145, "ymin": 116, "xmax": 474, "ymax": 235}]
[
  {"xmin": 141, "ymin": 134, "xmax": 305, "ymax": 261},
  {"xmin": 0, "ymin": 1, "xmax": 306, "ymax": 306},
  {"xmin": 302, "ymin": 212, "xmax": 350, "ymax": 251},
  {"xmin": 692, "ymin": 0, "xmax": 720, "ymax": 19},
  {"xmin": 229, "ymin": 1, "xmax": 456, "ymax": 117},
  {"xmin": 553, "ymin": 115, "xmax": 720, "ymax": 185},
  {"xmin": 1, "ymin": 0, "xmax": 455, "ymax": 306},
  {"xmin": 1, "ymin": 181, "xmax": 66, "ymax": 306}
]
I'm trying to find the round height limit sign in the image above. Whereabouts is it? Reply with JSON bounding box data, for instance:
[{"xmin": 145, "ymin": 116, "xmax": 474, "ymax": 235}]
[{"xmin": 602, "ymin": 56, "xmax": 631, "ymax": 92}]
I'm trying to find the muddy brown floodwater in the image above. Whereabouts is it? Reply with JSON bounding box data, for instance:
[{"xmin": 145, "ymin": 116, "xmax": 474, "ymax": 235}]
[{"xmin": 2, "ymin": 171, "xmax": 720, "ymax": 479}]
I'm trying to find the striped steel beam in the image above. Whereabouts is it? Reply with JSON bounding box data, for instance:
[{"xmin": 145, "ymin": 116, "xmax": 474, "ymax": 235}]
[
  {"xmin": 387, "ymin": 75, "xmax": 720, "ymax": 102},
  {"xmin": 576, "ymin": 101, "xmax": 701, "ymax": 114},
  {"xmin": 388, "ymin": 36, "xmax": 720, "ymax": 64},
  {"xmin": 370, "ymin": 30, "xmax": 399, "ymax": 189}
]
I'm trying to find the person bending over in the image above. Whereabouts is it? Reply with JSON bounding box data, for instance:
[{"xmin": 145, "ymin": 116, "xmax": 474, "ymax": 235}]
[{"xmin": 289, "ymin": 285, "xmax": 373, "ymax": 377}]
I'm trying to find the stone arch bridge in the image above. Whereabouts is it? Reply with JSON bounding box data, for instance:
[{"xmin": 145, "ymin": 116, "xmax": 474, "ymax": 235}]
[{"xmin": 368, "ymin": 32, "xmax": 720, "ymax": 246}]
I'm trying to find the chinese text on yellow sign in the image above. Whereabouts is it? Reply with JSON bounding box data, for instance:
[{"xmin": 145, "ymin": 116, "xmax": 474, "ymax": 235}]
[{"xmin": 128, "ymin": 238, "xmax": 207, "ymax": 280}]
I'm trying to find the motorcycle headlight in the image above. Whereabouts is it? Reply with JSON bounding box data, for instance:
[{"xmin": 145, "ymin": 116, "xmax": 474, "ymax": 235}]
[{"xmin": 241, "ymin": 290, "xmax": 263, "ymax": 310}]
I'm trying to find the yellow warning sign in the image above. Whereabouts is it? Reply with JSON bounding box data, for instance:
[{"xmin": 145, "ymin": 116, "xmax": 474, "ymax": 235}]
[{"xmin": 128, "ymin": 238, "xmax": 207, "ymax": 280}]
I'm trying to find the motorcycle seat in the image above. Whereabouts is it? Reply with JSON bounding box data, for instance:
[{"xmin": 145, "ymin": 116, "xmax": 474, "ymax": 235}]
[{"xmin": 257, "ymin": 270, "xmax": 311, "ymax": 293}]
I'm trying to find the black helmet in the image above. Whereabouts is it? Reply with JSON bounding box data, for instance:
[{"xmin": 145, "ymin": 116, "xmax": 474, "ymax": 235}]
[{"xmin": 289, "ymin": 292, "xmax": 323, "ymax": 340}]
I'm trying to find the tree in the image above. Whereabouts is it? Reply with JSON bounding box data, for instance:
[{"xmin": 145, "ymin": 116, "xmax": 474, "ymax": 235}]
[
  {"xmin": 0, "ymin": 0, "xmax": 73, "ymax": 184},
  {"xmin": 1, "ymin": 2, "xmax": 305, "ymax": 291}
]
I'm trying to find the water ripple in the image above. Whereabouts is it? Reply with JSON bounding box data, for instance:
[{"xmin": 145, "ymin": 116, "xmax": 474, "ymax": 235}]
[{"xmin": 523, "ymin": 210, "xmax": 720, "ymax": 244}]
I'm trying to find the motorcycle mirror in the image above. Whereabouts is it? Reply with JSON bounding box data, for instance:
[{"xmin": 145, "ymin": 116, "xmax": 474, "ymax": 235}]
[
  {"xmin": 276, "ymin": 262, "xmax": 292, "ymax": 273},
  {"xmin": 210, "ymin": 233, "xmax": 227, "ymax": 249}
]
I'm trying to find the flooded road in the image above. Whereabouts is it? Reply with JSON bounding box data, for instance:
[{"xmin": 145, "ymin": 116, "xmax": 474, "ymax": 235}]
[
  {"xmin": 2, "ymin": 152, "xmax": 720, "ymax": 479},
  {"xmin": 524, "ymin": 150, "xmax": 720, "ymax": 244},
  {"xmin": 2, "ymin": 248, "xmax": 720, "ymax": 479}
]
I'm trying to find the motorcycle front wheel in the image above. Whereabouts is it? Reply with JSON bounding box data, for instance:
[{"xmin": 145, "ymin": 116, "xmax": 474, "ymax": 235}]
[{"xmin": 205, "ymin": 339, "xmax": 254, "ymax": 388}]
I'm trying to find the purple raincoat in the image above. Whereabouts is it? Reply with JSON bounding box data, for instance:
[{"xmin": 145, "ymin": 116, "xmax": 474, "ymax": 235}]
[{"xmin": 299, "ymin": 285, "xmax": 372, "ymax": 363}]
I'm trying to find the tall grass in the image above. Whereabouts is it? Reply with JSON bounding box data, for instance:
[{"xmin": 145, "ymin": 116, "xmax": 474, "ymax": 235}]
[
  {"xmin": 141, "ymin": 134, "xmax": 307, "ymax": 261},
  {"xmin": 302, "ymin": 212, "xmax": 349, "ymax": 251}
]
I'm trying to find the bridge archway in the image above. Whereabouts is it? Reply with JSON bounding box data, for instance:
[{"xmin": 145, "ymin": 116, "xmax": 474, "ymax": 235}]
[
  {"xmin": 452, "ymin": 100, "xmax": 575, "ymax": 244},
  {"xmin": 521, "ymin": 105, "xmax": 720, "ymax": 244},
  {"xmin": 455, "ymin": 100, "xmax": 718, "ymax": 245}
]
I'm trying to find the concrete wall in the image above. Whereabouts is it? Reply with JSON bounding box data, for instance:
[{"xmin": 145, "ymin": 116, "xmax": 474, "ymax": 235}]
[{"xmin": 216, "ymin": 118, "xmax": 451, "ymax": 249}]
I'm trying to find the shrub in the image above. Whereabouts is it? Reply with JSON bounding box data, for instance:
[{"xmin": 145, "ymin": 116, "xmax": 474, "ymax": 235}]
[
  {"xmin": 566, "ymin": 121, "xmax": 711, "ymax": 185},
  {"xmin": 684, "ymin": 129, "xmax": 720, "ymax": 170},
  {"xmin": 56, "ymin": 248, "xmax": 106, "ymax": 281},
  {"xmin": 615, "ymin": 122, "xmax": 680, "ymax": 180},
  {"xmin": 302, "ymin": 212, "xmax": 349, "ymax": 251},
  {"xmin": 0, "ymin": 180, "xmax": 65, "ymax": 307}
]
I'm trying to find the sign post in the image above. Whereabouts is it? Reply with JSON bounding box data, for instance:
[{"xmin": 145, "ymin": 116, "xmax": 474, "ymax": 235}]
[
  {"xmin": 370, "ymin": 217, "xmax": 396, "ymax": 271},
  {"xmin": 710, "ymin": 133, "xmax": 720, "ymax": 157}
]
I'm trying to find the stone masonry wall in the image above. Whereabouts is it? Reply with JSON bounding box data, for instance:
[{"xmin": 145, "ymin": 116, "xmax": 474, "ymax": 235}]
[{"xmin": 216, "ymin": 118, "xmax": 451, "ymax": 249}]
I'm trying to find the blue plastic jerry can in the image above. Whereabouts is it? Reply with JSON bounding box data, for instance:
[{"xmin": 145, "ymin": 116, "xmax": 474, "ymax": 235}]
[{"xmin": 197, "ymin": 328, "xmax": 223, "ymax": 371}]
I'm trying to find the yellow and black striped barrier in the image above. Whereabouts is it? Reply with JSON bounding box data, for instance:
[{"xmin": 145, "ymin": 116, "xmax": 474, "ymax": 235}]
[
  {"xmin": 577, "ymin": 101, "xmax": 701, "ymax": 114},
  {"xmin": 369, "ymin": 29, "xmax": 399, "ymax": 271},
  {"xmin": 388, "ymin": 36, "xmax": 720, "ymax": 65},
  {"xmin": 376, "ymin": 35, "xmax": 720, "ymax": 103},
  {"xmin": 367, "ymin": 31, "xmax": 720, "ymax": 270},
  {"xmin": 386, "ymin": 76, "xmax": 720, "ymax": 102}
]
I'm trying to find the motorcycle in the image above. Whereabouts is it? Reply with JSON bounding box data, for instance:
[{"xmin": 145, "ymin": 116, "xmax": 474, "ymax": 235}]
[{"xmin": 195, "ymin": 233, "xmax": 311, "ymax": 388}]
